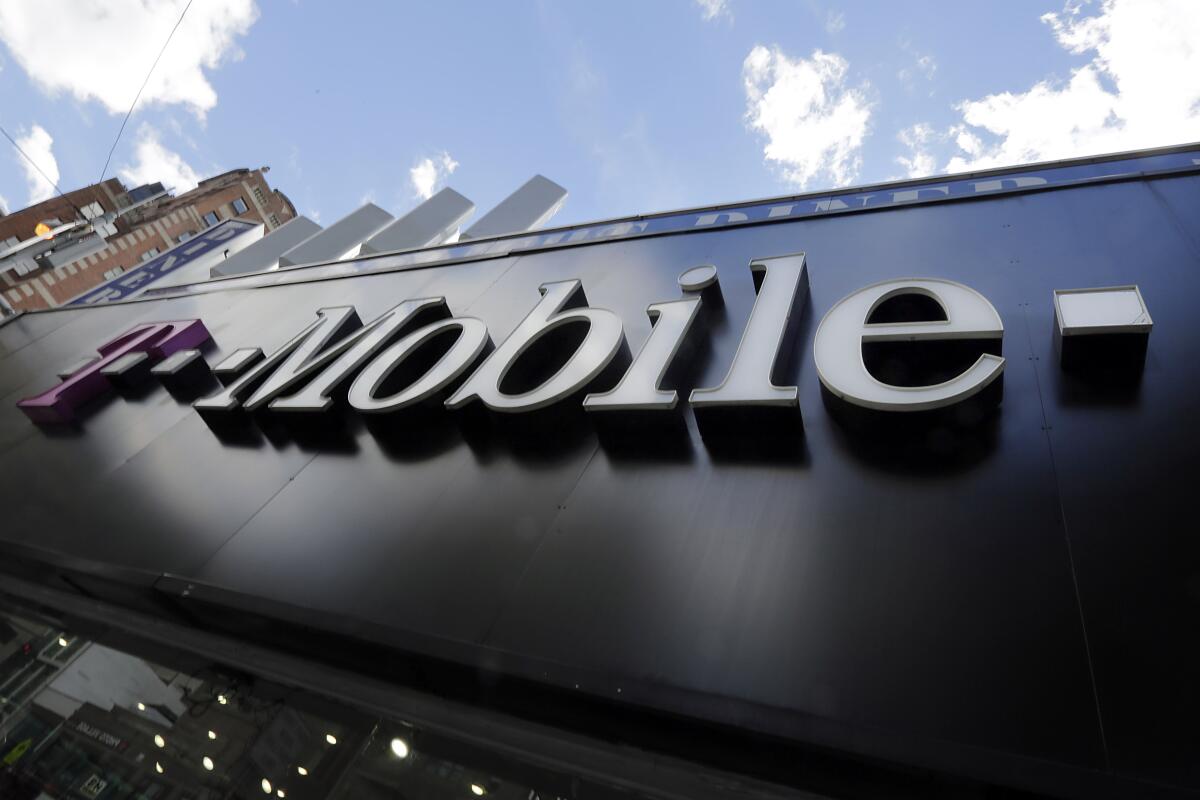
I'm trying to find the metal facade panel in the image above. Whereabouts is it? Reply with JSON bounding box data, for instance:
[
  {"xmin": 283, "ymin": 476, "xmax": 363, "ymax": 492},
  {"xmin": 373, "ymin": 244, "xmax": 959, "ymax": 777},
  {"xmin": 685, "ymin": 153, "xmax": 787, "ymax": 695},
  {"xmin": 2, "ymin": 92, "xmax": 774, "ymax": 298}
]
[
  {"xmin": 1021, "ymin": 175, "xmax": 1200, "ymax": 787},
  {"xmin": 2, "ymin": 166, "xmax": 1199, "ymax": 795},
  {"xmin": 210, "ymin": 215, "xmax": 323, "ymax": 277},
  {"xmin": 276, "ymin": 203, "xmax": 393, "ymax": 267},
  {"xmin": 461, "ymin": 174, "xmax": 567, "ymax": 240},
  {"xmin": 359, "ymin": 188, "xmax": 475, "ymax": 255}
]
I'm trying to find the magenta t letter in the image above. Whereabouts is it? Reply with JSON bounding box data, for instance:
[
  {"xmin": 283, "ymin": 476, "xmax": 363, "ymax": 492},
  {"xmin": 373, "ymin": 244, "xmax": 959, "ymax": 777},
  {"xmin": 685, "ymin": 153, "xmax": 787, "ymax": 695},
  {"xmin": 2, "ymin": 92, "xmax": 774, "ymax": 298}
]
[{"xmin": 18, "ymin": 319, "xmax": 211, "ymax": 424}]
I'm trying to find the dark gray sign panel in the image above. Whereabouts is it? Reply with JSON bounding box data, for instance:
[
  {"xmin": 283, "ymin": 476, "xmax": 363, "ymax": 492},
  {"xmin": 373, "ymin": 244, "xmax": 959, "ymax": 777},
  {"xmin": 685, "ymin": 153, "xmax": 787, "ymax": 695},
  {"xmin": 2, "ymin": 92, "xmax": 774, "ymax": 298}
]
[{"xmin": 2, "ymin": 150, "xmax": 1199, "ymax": 797}]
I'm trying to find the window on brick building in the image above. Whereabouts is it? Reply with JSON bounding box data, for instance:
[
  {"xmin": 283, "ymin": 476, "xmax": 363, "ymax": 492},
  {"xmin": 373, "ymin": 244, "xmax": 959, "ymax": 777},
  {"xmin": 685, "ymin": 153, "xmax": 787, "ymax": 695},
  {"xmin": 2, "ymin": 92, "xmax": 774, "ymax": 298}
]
[
  {"xmin": 232, "ymin": 197, "xmax": 248, "ymax": 215},
  {"xmin": 203, "ymin": 211, "xmax": 220, "ymax": 227},
  {"xmin": 268, "ymin": 213, "xmax": 280, "ymax": 228},
  {"xmin": 178, "ymin": 231, "xmax": 195, "ymax": 242},
  {"xmin": 140, "ymin": 247, "xmax": 160, "ymax": 262},
  {"xmin": 102, "ymin": 267, "xmax": 124, "ymax": 280}
]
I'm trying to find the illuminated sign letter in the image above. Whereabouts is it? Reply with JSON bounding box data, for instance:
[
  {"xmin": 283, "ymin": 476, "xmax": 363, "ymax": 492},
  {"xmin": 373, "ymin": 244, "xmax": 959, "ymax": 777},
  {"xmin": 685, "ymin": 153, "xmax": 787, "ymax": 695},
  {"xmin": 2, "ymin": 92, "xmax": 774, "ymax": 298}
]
[
  {"xmin": 445, "ymin": 279, "xmax": 625, "ymax": 412},
  {"xmin": 269, "ymin": 299, "xmax": 450, "ymax": 412},
  {"xmin": 18, "ymin": 319, "xmax": 211, "ymax": 424},
  {"xmin": 349, "ymin": 317, "xmax": 491, "ymax": 413},
  {"xmin": 812, "ymin": 278, "xmax": 1004, "ymax": 411},
  {"xmin": 195, "ymin": 301, "xmax": 440, "ymax": 413},
  {"xmin": 583, "ymin": 267, "xmax": 706, "ymax": 412}
]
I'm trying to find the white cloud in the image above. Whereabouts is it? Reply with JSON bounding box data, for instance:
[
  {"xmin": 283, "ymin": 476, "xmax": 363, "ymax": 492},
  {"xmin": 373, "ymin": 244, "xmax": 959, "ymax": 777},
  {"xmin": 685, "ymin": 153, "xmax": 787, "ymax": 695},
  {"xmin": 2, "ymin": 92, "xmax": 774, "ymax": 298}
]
[
  {"xmin": 0, "ymin": 193, "xmax": 9, "ymax": 215},
  {"xmin": 15, "ymin": 125, "xmax": 60, "ymax": 205},
  {"xmin": 409, "ymin": 152, "xmax": 459, "ymax": 200},
  {"xmin": 742, "ymin": 45, "xmax": 872, "ymax": 188},
  {"xmin": 0, "ymin": 0, "xmax": 258, "ymax": 118},
  {"xmin": 696, "ymin": 0, "xmax": 731, "ymax": 22},
  {"xmin": 895, "ymin": 123, "xmax": 938, "ymax": 178},
  {"xmin": 825, "ymin": 11, "xmax": 845, "ymax": 34},
  {"xmin": 942, "ymin": 0, "xmax": 1200, "ymax": 172},
  {"xmin": 118, "ymin": 126, "xmax": 201, "ymax": 193},
  {"xmin": 902, "ymin": 55, "xmax": 936, "ymax": 86},
  {"xmin": 287, "ymin": 145, "xmax": 302, "ymax": 177},
  {"xmin": 897, "ymin": 38, "xmax": 937, "ymax": 91}
]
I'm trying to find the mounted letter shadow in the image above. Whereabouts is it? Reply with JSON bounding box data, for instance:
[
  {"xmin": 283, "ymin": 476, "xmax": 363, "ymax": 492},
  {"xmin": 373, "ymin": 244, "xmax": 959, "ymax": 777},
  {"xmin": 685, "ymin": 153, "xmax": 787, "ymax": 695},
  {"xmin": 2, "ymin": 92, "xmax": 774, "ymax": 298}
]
[
  {"xmin": 814, "ymin": 278, "xmax": 1005, "ymax": 445},
  {"xmin": 100, "ymin": 352, "xmax": 155, "ymax": 397},
  {"xmin": 351, "ymin": 317, "xmax": 494, "ymax": 460},
  {"xmin": 445, "ymin": 279, "xmax": 629, "ymax": 456},
  {"xmin": 584, "ymin": 265, "xmax": 718, "ymax": 456},
  {"xmin": 1052, "ymin": 286, "xmax": 1151, "ymax": 405},
  {"xmin": 689, "ymin": 254, "xmax": 808, "ymax": 444},
  {"xmin": 152, "ymin": 344, "xmax": 219, "ymax": 402}
]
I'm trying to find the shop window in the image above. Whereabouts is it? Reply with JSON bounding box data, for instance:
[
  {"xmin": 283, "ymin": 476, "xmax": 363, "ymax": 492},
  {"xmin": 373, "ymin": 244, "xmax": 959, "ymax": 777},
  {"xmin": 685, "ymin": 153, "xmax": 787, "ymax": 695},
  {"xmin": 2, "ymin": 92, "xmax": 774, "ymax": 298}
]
[{"xmin": 0, "ymin": 604, "xmax": 610, "ymax": 800}]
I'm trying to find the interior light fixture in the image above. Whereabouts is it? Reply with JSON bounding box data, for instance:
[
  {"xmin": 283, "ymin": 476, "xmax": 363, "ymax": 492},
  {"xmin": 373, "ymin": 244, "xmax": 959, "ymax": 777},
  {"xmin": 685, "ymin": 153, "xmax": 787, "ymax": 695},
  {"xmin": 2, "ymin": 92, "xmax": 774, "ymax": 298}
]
[
  {"xmin": 155, "ymin": 762, "xmax": 164, "ymax": 774},
  {"xmin": 470, "ymin": 784, "xmax": 486, "ymax": 796},
  {"xmin": 153, "ymin": 734, "xmax": 165, "ymax": 748},
  {"xmin": 389, "ymin": 737, "xmax": 410, "ymax": 759},
  {"xmin": 325, "ymin": 733, "xmax": 337, "ymax": 745},
  {"xmin": 137, "ymin": 702, "xmax": 146, "ymax": 711},
  {"xmin": 58, "ymin": 637, "xmax": 69, "ymax": 647},
  {"xmin": 202, "ymin": 756, "xmax": 215, "ymax": 771},
  {"xmin": 208, "ymin": 730, "xmax": 217, "ymax": 740},
  {"xmin": 297, "ymin": 767, "xmax": 309, "ymax": 776},
  {"xmin": 261, "ymin": 778, "xmax": 273, "ymax": 794}
]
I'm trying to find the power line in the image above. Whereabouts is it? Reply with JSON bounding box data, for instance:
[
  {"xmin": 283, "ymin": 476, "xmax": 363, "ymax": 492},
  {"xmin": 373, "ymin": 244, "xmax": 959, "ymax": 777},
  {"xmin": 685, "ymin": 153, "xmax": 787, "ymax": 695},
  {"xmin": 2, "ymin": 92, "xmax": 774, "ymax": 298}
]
[
  {"xmin": 1, "ymin": 0, "xmax": 192, "ymax": 225},
  {"xmin": 0, "ymin": 122, "xmax": 87, "ymax": 219},
  {"xmin": 97, "ymin": 0, "xmax": 194, "ymax": 185}
]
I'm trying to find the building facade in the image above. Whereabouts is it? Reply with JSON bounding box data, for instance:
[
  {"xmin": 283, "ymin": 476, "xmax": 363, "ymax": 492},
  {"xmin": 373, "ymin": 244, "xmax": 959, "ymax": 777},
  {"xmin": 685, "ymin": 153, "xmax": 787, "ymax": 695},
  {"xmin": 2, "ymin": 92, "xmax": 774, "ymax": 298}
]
[
  {"xmin": 0, "ymin": 144, "xmax": 1198, "ymax": 799},
  {"xmin": 1, "ymin": 168, "xmax": 295, "ymax": 312}
]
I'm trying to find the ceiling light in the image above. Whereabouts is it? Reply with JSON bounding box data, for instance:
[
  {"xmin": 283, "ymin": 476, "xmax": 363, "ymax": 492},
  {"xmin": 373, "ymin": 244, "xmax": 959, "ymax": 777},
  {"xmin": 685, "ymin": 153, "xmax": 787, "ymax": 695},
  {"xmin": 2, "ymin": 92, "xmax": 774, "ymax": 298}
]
[
  {"xmin": 137, "ymin": 702, "xmax": 146, "ymax": 711},
  {"xmin": 202, "ymin": 756, "xmax": 214, "ymax": 771},
  {"xmin": 325, "ymin": 733, "xmax": 337, "ymax": 745},
  {"xmin": 58, "ymin": 637, "xmax": 69, "ymax": 647},
  {"xmin": 297, "ymin": 766, "xmax": 308, "ymax": 776},
  {"xmin": 153, "ymin": 734, "xmax": 165, "ymax": 748},
  {"xmin": 389, "ymin": 737, "xmax": 409, "ymax": 759},
  {"xmin": 470, "ymin": 784, "xmax": 486, "ymax": 796},
  {"xmin": 208, "ymin": 730, "xmax": 217, "ymax": 740},
  {"xmin": 261, "ymin": 778, "xmax": 273, "ymax": 794},
  {"xmin": 277, "ymin": 791, "xmax": 286, "ymax": 799}
]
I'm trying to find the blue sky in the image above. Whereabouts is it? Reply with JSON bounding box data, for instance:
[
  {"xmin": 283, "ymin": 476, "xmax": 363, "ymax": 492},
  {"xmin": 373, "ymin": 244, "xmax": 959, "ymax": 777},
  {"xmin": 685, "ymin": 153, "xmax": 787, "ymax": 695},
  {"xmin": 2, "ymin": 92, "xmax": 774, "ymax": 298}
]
[{"xmin": 1, "ymin": 0, "xmax": 1198, "ymax": 229}]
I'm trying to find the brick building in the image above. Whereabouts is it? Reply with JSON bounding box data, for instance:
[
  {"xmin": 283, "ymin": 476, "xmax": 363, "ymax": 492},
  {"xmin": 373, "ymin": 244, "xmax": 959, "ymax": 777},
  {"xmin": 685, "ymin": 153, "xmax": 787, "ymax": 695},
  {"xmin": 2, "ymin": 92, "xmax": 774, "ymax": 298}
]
[{"xmin": 0, "ymin": 168, "xmax": 295, "ymax": 312}]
